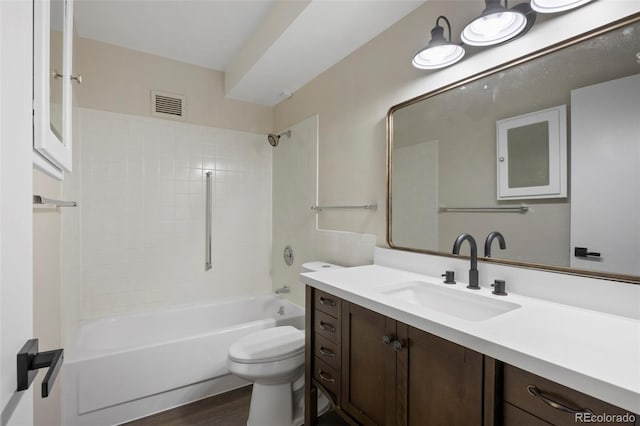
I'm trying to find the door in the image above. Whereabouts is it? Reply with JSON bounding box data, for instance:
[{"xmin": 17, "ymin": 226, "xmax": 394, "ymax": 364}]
[
  {"xmin": 399, "ymin": 325, "xmax": 483, "ymax": 426},
  {"xmin": 1, "ymin": 0, "xmax": 35, "ymax": 424},
  {"xmin": 570, "ymin": 74, "xmax": 640, "ymax": 275},
  {"xmin": 341, "ymin": 303, "xmax": 397, "ymax": 426}
]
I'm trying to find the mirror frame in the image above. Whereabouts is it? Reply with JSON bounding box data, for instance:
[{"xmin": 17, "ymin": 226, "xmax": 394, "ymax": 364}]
[{"xmin": 386, "ymin": 13, "xmax": 640, "ymax": 285}]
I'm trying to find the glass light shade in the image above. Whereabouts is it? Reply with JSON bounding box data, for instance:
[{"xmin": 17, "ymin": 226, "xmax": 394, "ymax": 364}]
[
  {"xmin": 530, "ymin": 0, "xmax": 594, "ymax": 13},
  {"xmin": 462, "ymin": 6, "xmax": 527, "ymax": 46},
  {"xmin": 413, "ymin": 44, "xmax": 465, "ymax": 69}
]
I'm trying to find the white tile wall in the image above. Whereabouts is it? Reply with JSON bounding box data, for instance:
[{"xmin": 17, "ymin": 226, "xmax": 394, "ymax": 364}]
[{"xmin": 65, "ymin": 108, "xmax": 272, "ymax": 321}]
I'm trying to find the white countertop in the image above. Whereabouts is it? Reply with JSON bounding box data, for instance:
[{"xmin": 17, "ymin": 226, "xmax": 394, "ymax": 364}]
[{"xmin": 300, "ymin": 264, "xmax": 640, "ymax": 413}]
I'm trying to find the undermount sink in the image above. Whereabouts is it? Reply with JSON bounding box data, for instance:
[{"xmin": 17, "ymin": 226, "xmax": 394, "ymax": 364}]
[{"xmin": 379, "ymin": 281, "xmax": 521, "ymax": 321}]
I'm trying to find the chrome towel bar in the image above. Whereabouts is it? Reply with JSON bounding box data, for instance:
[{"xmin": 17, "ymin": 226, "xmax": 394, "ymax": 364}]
[
  {"xmin": 439, "ymin": 205, "xmax": 528, "ymax": 213},
  {"xmin": 33, "ymin": 195, "xmax": 77, "ymax": 207},
  {"xmin": 311, "ymin": 203, "xmax": 377, "ymax": 212}
]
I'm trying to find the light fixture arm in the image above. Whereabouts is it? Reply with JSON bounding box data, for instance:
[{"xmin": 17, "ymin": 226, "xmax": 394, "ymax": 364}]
[{"xmin": 436, "ymin": 15, "xmax": 453, "ymax": 42}]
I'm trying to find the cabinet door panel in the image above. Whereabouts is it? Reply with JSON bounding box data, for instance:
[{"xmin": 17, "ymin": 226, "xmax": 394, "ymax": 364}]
[
  {"xmin": 403, "ymin": 326, "xmax": 483, "ymax": 426},
  {"xmin": 342, "ymin": 302, "xmax": 396, "ymax": 426}
]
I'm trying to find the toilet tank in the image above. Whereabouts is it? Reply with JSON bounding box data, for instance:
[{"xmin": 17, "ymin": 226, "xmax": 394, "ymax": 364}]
[{"xmin": 300, "ymin": 261, "xmax": 343, "ymax": 273}]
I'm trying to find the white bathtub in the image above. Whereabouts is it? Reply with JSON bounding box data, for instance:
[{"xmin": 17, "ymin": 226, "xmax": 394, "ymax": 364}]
[{"xmin": 63, "ymin": 294, "xmax": 304, "ymax": 426}]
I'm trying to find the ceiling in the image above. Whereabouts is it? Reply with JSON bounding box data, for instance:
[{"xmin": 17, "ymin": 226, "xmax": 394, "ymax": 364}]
[{"xmin": 74, "ymin": 0, "xmax": 425, "ymax": 106}]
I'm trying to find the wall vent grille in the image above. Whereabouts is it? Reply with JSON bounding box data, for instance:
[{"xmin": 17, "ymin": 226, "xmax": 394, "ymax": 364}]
[{"xmin": 151, "ymin": 90, "xmax": 186, "ymax": 120}]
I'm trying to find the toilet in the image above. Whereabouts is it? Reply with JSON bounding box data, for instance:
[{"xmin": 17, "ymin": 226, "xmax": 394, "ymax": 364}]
[{"xmin": 226, "ymin": 261, "xmax": 341, "ymax": 426}]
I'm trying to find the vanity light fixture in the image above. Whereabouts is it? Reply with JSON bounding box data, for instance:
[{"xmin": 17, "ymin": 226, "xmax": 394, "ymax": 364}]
[
  {"xmin": 412, "ymin": 16, "xmax": 465, "ymax": 70},
  {"xmin": 461, "ymin": 0, "xmax": 527, "ymax": 46},
  {"xmin": 530, "ymin": 0, "xmax": 594, "ymax": 13}
]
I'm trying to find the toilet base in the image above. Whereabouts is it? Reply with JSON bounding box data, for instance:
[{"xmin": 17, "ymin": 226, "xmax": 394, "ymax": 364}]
[{"xmin": 247, "ymin": 382, "xmax": 330, "ymax": 426}]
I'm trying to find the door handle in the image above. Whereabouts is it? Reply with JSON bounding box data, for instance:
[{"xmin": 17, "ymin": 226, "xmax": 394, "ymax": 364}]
[
  {"xmin": 574, "ymin": 247, "xmax": 601, "ymax": 258},
  {"xmin": 17, "ymin": 339, "xmax": 64, "ymax": 398}
]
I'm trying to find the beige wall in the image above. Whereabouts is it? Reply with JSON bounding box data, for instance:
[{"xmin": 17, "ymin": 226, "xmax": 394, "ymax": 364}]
[
  {"xmin": 33, "ymin": 170, "xmax": 62, "ymax": 426},
  {"xmin": 74, "ymin": 37, "xmax": 273, "ymax": 134},
  {"xmin": 273, "ymin": 1, "xmax": 640, "ymax": 249}
]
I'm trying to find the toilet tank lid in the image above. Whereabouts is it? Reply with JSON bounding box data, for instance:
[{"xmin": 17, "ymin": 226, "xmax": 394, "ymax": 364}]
[
  {"xmin": 228, "ymin": 326, "xmax": 304, "ymax": 363},
  {"xmin": 300, "ymin": 261, "xmax": 343, "ymax": 272}
]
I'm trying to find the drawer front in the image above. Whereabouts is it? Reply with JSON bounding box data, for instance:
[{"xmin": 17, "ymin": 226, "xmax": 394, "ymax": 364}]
[
  {"xmin": 504, "ymin": 402, "xmax": 552, "ymax": 426},
  {"xmin": 314, "ymin": 309, "xmax": 339, "ymax": 343},
  {"xmin": 314, "ymin": 290, "xmax": 341, "ymax": 318},
  {"xmin": 314, "ymin": 356, "xmax": 340, "ymax": 400},
  {"xmin": 503, "ymin": 365, "xmax": 637, "ymax": 425},
  {"xmin": 314, "ymin": 333, "xmax": 339, "ymax": 370}
]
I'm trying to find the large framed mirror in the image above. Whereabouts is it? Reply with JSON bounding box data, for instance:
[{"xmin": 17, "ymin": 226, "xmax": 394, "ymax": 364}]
[{"xmin": 387, "ymin": 13, "xmax": 640, "ymax": 284}]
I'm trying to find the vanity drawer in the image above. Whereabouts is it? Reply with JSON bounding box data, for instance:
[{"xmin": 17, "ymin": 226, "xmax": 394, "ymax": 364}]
[
  {"xmin": 314, "ymin": 309, "xmax": 339, "ymax": 343},
  {"xmin": 503, "ymin": 402, "xmax": 552, "ymax": 425},
  {"xmin": 314, "ymin": 289, "xmax": 341, "ymax": 318},
  {"xmin": 313, "ymin": 356, "xmax": 340, "ymax": 400},
  {"xmin": 313, "ymin": 333, "xmax": 339, "ymax": 370},
  {"xmin": 503, "ymin": 365, "xmax": 636, "ymax": 425}
]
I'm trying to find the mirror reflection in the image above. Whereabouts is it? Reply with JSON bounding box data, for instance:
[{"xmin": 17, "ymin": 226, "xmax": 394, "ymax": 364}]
[{"xmin": 389, "ymin": 17, "xmax": 640, "ymax": 281}]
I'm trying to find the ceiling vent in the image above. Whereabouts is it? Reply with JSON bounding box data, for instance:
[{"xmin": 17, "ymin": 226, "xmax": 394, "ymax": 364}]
[{"xmin": 151, "ymin": 90, "xmax": 186, "ymax": 120}]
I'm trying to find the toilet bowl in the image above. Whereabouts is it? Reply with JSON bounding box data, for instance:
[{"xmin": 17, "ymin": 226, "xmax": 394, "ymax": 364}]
[
  {"xmin": 226, "ymin": 261, "xmax": 342, "ymax": 426},
  {"xmin": 227, "ymin": 326, "xmax": 327, "ymax": 426}
]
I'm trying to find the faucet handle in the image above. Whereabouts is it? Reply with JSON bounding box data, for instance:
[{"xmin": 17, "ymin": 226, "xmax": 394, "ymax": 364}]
[
  {"xmin": 441, "ymin": 270, "xmax": 456, "ymax": 284},
  {"xmin": 491, "ymin": 279, "xmax": 507, "ymax": 296}
]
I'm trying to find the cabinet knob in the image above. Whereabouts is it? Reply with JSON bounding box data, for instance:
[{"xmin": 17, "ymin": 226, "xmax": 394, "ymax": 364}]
[
  {"xmin": 393, "ymin": 340, "xmax": 405, "ymax": 352},
  {"xmin": 382, "ymin": 335, "xmax": 393, "ymax": 345},
  {"xmin": 52, "ymin": 71, "xmax": 82, "ymax": 84}
]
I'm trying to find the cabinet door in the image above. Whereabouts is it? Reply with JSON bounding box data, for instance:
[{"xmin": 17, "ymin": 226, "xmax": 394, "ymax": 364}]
[
  {"xmin": 342, "ymin": 302, "xmax": 397, "ymax": 426},
  {"xmin": 399, "ymin": 325, "xmax": 483, "ymax": 426},
  {"xmin": 33, "ymin": 0, "xmax": 74, "ymax": 179}
]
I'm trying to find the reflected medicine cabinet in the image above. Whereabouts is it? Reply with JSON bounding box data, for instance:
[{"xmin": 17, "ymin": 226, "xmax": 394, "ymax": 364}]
[
  {"xmin": 496, "ymin": 105, "xmax": 567, "ymax": 200},
  {"xmin": 33, "ymin": 0, "xmax": 74, "ymax": 180}
]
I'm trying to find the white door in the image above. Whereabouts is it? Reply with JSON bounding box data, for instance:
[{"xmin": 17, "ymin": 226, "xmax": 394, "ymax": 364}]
[
  {"xmin": 570, "ymin": 73, "xmax": 640, "ymax": 275},
  {"xmin": 1, "ymin": 0, "xmax": 35, "ymax": 424}
]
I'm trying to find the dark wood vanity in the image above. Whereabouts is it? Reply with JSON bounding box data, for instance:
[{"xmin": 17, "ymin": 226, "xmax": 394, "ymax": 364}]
[{"xmin": 305, "ymin": 286, "xmax": 639, "ymax": 426}]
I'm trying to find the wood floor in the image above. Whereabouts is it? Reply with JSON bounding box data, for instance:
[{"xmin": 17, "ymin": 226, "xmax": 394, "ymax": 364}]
[{"xmin": 122, "ymin": 386, "xmax": 348, "ymax": 426}]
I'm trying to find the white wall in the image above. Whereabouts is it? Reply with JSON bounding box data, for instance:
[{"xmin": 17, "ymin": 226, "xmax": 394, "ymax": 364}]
[
  {"xmin": 270, "ymin": 115, "xmax": 379, "ymax": 307},
  {"xmin": 74, "ymin": 37, "xmax": 273, "ymax": 134},
  {"xmin": 271, "ymin": 115, "xmax": 319, "ymax": 306},
  {"xmin": 61, "ymin": 108, "xmax": 272, "ymax": 347}
]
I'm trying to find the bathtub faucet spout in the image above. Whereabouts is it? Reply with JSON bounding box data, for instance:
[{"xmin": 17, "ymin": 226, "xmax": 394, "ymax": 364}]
[{"xmin": 275, "ymin": 286, "xmax": 290, "ymax": 294}]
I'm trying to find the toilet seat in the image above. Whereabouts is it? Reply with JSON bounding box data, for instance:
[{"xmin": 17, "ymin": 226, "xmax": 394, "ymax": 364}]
[{"xmin": 228, "ymin": 326, "xmax": 304, "ymax": 364}]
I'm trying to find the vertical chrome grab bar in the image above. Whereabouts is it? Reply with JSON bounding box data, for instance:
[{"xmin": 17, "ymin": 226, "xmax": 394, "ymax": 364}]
[{"xmin": 205, "ymin": 171, "xmax": 212, "ymax": 271}]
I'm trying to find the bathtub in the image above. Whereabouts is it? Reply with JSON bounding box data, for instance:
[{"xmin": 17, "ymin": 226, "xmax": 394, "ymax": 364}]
[{"xmin": 63, "ymin": 294, "xmax": 304, "ymax": 426}]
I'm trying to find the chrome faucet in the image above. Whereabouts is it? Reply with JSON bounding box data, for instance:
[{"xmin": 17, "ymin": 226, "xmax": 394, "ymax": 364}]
[
  {"xmin": 484, "ymin": 231, "xmax": 506, "ymax": 258},
  {"xmin": 452, "ymin": 233, "xmax": 480, "ymax": 290}
]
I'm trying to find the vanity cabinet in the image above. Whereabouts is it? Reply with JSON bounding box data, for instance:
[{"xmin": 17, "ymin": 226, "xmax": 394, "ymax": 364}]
[
  {"xmin": 305, "ymin": 286, "xmax": 639, "ymax": 426},
  {"xmin": 306, "ymin": 287, "xmax": 484, "ymax": 426}
]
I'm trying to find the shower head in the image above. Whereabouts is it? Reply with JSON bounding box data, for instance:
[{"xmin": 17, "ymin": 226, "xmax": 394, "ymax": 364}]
[{"xmin": 267, "ymin": 130, "xmax": 292, "ymax": 147}]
